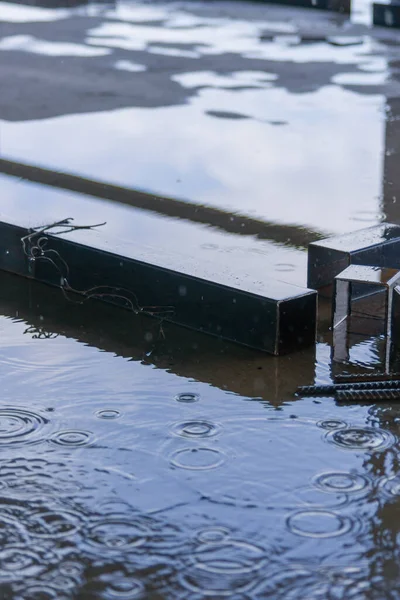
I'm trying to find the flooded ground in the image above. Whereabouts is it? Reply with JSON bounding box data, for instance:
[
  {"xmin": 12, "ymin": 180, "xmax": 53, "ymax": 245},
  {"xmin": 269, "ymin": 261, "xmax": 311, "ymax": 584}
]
[
  {"xmin": 2, "ymin": 0, "xmax": 400, "ymax": 597},
  {"xmin": 2, "ymin": 0, "xmax": 400, "ymax": 287}
]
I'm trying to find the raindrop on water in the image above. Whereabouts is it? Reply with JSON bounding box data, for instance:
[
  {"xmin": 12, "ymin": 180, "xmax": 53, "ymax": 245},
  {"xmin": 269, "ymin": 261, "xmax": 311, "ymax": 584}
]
[
  {"xmin": 169, "ymin": 447, "xmax": 225, "ymax": 470},
  {"xmin": 95, "ymin": 409, "xmax": 121, "ymax": 420},
  {"xmin": 49, "ymin": 430, "xmax": 94, "ymax": 447},
  {"xmin": 286, "ymin": 510, "xmax": 353, "ymax": 538},
  {"xmin": 175, "ymin": 393, "xmax": 200, "ymax": 403},
  {"xmin": 87, "ymin": 518, "xmax": 148, "ymax": 551},
  {"xmin": 170, "ymin": 420, "xmax": 220, "ymax": 439},
  {"xmin": 0, "ymin": 408, "xmax": 49, "ymax": 446},
  {"xmin": 313, "ymin": 472, "xmax": 370, "ymax": 494},
  {"xmin": 326, "ymin": 427, "xmax": 394, "ymax": 451}
]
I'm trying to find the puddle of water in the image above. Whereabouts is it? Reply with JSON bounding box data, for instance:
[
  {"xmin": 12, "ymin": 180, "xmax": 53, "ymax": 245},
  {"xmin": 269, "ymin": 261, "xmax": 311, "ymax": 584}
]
[
  {"xmin": 0, "ymin": 0, "xmax": 392, "ymax": 241},
  {"xmin": 114, "ymin": 58, "xmax": 146, "ymax": 72},
  {"xmin": 0, "ymin": 85, "xmax": 384, "ymax": 237},
  {"xmin": 0, "ymin": 1, "xmax": 68, "ymax": 22},
  {"xmin": 0, "ymin": 172, "xmax": 310, "ymax": 287},
  {"xmin": 0, "ymin": 252, "xmax": 396, "ymax": 599},
  {"xmin": 0, "ymin": 34, "xmax": 111, "ymax": 56},
  {"xmin": 1, "ymin": 1, "xmax": 400, "ymax": 597}
]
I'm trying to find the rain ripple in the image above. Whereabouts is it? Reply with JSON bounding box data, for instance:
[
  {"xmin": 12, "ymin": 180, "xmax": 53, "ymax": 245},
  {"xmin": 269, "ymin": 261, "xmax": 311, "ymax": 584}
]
[
  {"xmin": 286, "ymin": 509, "xmax": 354, "ymax": 539},
  {"xmin": 325, "ymin": 427, "xmax": 394, "ymax": 451},
  {"xmin": 180, "ymin": 534, "xmax": 266, "ymax": 596},
  {"xmin": 169, "ymin": 447, "xmax": 225, "ymax": 470},
  {"xmin": 0, "ymin": 408, "xmax": 50, "ymax": 446},
  {"xmin": 170, "ymin": 420, "xmax": 221, "ymax": 439}
]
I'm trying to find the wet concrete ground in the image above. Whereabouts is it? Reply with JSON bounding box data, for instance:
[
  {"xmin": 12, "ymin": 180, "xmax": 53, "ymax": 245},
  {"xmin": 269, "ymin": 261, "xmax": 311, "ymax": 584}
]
[
  {"xmin": 2, "ymin": 1, "xmax": 400, "ymax": 598},
  {"xmin": 2, "ymin": 0, "xmax": 400, "ymax": 289}
]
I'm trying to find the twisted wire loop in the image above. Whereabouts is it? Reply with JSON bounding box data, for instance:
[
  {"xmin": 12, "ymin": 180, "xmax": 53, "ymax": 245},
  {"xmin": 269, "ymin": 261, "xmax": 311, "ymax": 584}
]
[
  {"xmin": 23, "ymin": 325, "xmax": 59, "ymax": 340},
  {"xmin": 20, "ymin": 218, "xmax": 175, "ymax": 329}
]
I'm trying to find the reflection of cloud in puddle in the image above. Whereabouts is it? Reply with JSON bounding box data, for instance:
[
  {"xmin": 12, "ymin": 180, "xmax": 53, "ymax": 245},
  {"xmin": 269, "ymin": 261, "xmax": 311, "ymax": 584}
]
[
  {"xmin": 1, "ymin": 83, "xmax": 384, "ymax": 236},
  {"xmin": 172, "ymin": 70, "xmax": 277, "ymax": 89},
  {"xmin": 86, "ymin": 20, "xmax": 377, "ymax": 66},
  {"xmin": 147, "ymin": 45, "xmax": 200, "ymax": 58},
  {"xmin": 0, "ymin": 35, "xmax": 110, "ymax": 57},
  {"xmin": 332, "ymin": 71, "xmax": 388, "ymax": 86},
  {"xmin": 114, "ymin": 59, "xmax": 146, "ymax": 73},
  {"xmin": 0, "ymin": 2, "xmax": 67, "ymax": 23}
]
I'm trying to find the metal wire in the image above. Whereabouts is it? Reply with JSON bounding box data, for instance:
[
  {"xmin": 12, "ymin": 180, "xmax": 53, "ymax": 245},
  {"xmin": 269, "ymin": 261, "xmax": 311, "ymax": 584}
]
[{"xmin": 20, "ymin": 219, "xmax": 175, "ymax": 323}]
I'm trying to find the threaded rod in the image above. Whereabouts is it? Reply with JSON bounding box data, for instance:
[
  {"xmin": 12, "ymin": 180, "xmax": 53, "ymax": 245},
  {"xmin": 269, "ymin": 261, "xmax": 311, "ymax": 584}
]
[
  {"xmin": 336, "ymin": 388, "xmax": 400, "ymax": 403},
  {"xmin": 297, "ymin": 380, "xmax": 400, "ymax": 396}
]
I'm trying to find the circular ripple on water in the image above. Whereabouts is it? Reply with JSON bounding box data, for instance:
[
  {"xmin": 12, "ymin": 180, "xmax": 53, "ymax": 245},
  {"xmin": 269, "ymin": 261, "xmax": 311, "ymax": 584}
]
[
  {"xmin": 49, "ymin": 430, "xmax": 94, "ymax": 447},
  {"xmin": 274, "ymin": 263, "xmax": 295, "ymax": 272},
  {"xmin": 25, "ymin": 508, "xmax": 82, "ymax": 539},
  {"xmin": 313, "ymin": 472, "xmax": 370, "ymax": 495},
  {"xmin": 0, "ymin": 545, "xmax": 50, "ymax": 581},
  {"xmin": 59, "ymin": 560, "xmax": 84, "ymax": 578},
  {"xmin": 326, "ymin": 427, "xmax": 394, "ymax": 451},
  {"xmin": 255, "ymin": 566, "xmax": 322, "ymax": 600},
  {"xmin": 15, "ymin": 585, "xmax": 68, "ymax": 600},
  {"xmin": 196, "ymin": 527, "xmax": 231, "ymax": 544},
  {"xmin": 317, "ymin": 419, "xmax": 347, "ymax": 431},
  {"xmin": 180, "ymin": 540, "xmax": 266, "ymax": 596},
  {"xmin": 286, "ymin": 510, "xmax": 353, "ymax": 538},
  {"xmin": 175, "ymin": 393, "xmax": 200, "ymax": 404},
  {"xmin": 280, "ymin": 486, "xmax": 349, "ymax": 510},
  {"xmin": 169, "ymin": 447, "xmax": 225, "ymax": 470},
  {"xmin": 104, "ymin": 577, "xmax": 144, "ymax": 599},
  {"xmin": 170, "ymin": 420, "xmax": 221, "ymax": 439},
  {"xmin": 87, "ymin": 518, "xmax": 148, "ymax": 551},
  {"xmin": 95, "ymin": 409, "xmax": 122, "ymax": 420},
  {"xmin": 0, "ymin": 408, "xmax": 50, "ymax": 446},
  {"xmin": 0, "ymin": 515, "xmax": 28, "ymax": 547}
]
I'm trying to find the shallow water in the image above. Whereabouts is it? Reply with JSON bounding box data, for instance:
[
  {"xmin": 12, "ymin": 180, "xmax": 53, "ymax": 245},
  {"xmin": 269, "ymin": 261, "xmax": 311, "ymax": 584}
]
[
  {"xmin": 0, "ymin": 273, "xmax": 398, "ymax": 599},
  {"xmin": 2, "ymin": 0, "xmax": 400, "ymax": 597}
]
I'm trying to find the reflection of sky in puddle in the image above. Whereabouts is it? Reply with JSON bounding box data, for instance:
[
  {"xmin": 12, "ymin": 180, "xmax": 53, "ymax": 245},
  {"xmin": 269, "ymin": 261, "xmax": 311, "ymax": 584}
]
[
  {"xmin": 0, "ymin": 2, "xmax": 67, "ymax": 23},
  {"xmin": 172, "ymin": 70, "xmax": 277, "ymax": 88},
  {"xmin": 85, "ymin": 19, "xmax": 380, "ymax": 64},
  {"xmin": 1, "ymin": 84, "xmax": 384, "ymax": 236},
  {"xmin": 0, "ymin": 174, "xmax": 308, "ymax": 289},
  {"xmin": 114, "ymin": 59, "xmax": 146, "ymax": 72},
  {"xmin": 0, "ymin": 0, "xmax": 392, "ymax": 287},
  {"xmin": 0, "ymin": 34, "xmax": 110, "ymax": 57}
]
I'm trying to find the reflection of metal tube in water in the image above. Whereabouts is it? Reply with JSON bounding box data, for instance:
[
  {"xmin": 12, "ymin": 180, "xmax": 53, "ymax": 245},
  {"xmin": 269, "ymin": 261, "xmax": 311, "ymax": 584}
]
[
  {"xmin": 332, "ymin": 266, "xmax": 400, "ymax": 372},
  {"xmin": 0, "ymin": 271, "xmax": 316, "ymax": 404},
  {"xmin": 383, "ymin": 97, "xmax": 400, "ymax": 224},
  {"xmin": 5, "ymin": 0, "xmax": 88, "ymax": 6},
  {"xmin": 4, "ymin": 0, "xmax": 117, "ymax": 7}
]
